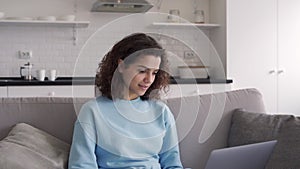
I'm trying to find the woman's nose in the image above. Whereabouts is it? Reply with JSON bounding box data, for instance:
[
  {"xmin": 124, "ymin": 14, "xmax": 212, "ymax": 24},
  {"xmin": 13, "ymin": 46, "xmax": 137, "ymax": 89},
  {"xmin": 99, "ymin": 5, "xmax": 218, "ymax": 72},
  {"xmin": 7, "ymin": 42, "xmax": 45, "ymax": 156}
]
[{"xmin": 144, "ymin": 72, "xmax": 154, "ymax": 83}]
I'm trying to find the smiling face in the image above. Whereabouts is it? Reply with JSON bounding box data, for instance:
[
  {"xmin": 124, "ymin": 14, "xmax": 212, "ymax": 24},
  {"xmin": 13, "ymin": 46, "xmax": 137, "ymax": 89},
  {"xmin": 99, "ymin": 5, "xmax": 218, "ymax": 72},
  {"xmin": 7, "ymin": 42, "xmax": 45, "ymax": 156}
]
[{"xmin": 118, "ymin": 55, "xmax": 161, "ymax": 100}]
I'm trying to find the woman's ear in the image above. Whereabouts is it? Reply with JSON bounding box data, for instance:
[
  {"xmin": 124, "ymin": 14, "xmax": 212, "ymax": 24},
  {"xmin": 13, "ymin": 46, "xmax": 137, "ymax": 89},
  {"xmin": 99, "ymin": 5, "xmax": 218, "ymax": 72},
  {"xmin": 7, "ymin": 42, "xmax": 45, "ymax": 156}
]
[{"xmin": 117, "ymin": 59, "xmax": 125, "ymax": 73}]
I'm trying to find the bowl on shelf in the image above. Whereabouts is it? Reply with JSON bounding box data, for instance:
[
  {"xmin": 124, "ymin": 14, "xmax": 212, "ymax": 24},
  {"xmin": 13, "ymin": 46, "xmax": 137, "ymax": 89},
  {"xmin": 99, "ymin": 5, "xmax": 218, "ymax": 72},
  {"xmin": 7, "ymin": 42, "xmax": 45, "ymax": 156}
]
[
  {"xmin": 57, "ymin": 15, "xmax": 75, "ymax": 21},
  {"xmin": 178, "ymin": 66, "xmax": 209, "ymax": 79},
  {"xmin": 37, "ymin": 16, "xmax": 56, "ymax": 21},
  {"xmin": 5, "ymin": 16, "xmax": 34, "ymax": 20}
]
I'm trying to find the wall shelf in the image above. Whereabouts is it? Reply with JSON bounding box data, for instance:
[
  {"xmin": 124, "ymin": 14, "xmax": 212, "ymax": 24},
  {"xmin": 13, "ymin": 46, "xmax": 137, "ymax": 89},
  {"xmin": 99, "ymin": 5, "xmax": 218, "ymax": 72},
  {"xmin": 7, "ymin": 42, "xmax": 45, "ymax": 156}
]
[
  {"xmin": 0, "ymin": 20, "xmax": 90, "ymax": 45},
  {"xmin": 152, "ymin": 22, "xmax": 220, "ymax": 29},
  {"xmin": 0, "ymin": 20, "xmax": 90, "ymax": 28}
]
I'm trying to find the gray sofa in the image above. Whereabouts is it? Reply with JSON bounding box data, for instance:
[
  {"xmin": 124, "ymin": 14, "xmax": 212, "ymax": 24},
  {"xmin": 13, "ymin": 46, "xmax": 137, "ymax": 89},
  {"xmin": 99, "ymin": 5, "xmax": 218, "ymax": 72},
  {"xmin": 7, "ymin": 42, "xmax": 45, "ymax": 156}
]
[{"xmin": 0, "ymin": 88, "xmax": 298, "ymax": 169}]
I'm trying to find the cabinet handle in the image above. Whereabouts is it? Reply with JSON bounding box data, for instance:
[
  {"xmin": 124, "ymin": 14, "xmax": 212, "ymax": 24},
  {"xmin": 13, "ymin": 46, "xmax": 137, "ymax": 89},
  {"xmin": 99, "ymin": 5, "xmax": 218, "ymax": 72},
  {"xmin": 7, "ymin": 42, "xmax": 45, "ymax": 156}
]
[
  {"xmin": 49, "ymin": 91, "xmax": 55, "ymax": 97},
  {"xmin": 277, "ymin": 70, "xmax": 284, "ymax": 74},
  {"xmin": 195, "ymin": 89, "xmax": 201, "ymax": 94},
  {"xmin": 269, "ymin": 70, "xmax": 276, "ymax": 74}
]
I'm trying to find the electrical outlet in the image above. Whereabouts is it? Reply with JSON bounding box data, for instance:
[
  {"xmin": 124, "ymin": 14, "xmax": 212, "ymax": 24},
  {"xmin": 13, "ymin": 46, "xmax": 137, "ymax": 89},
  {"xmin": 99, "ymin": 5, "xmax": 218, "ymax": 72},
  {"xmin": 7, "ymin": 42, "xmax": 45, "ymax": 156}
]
[
  {"xmin": 18, "ymin": 50, "xmax": 32, "ymax": 59},
  {"xmin": 184, "ymin": 50, "xmax": 196, "ymax": 59}
]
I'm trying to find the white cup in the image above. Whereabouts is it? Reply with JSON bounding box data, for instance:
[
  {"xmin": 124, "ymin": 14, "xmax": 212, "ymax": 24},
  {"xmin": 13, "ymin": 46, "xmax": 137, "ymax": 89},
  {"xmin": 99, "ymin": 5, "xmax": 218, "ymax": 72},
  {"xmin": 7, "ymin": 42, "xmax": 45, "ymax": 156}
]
[
  {"xmin": 49, "ymin": 69, "xmax": 57, "ymax": 81},
  {"xmin": 0, "ymin": 12, "xmax": 5, "ymax": 19},
  {"xmin": 36, "ymin": 69, "xmax": 46, "ymax": 81}
]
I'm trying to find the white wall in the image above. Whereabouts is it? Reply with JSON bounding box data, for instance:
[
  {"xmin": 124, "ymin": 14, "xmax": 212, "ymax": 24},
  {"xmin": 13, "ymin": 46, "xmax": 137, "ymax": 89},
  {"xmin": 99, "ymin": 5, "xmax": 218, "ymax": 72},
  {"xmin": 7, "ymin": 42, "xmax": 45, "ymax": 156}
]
[
  {"xmin": 210, "ymin": 0, "xmax": 227, "ymax": 77},
  {"xmin": 0, "ymin": 0, "xmax": 217, "ymax": 78}
]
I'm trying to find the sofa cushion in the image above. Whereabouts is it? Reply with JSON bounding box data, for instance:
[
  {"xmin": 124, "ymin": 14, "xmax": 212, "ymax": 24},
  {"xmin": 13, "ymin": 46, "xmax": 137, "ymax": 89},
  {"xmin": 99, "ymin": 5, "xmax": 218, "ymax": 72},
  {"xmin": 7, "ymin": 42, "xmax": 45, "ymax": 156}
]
[
  {"xmin": 228, "ymin": 109, "xmax": 300, "ymax": 169},
  {"xmin": 0, "ymin": 123, "xmax": 70, "ymax": 169}
]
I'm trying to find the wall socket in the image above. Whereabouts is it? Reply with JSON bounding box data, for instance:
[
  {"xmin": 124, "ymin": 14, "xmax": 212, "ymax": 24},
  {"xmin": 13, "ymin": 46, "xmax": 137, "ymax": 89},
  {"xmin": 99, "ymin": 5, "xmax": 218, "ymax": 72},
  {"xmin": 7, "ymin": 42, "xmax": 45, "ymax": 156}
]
[
  {"xmin": 184, "ymin": 50, "xmax": 196, "ymax": 59},
  {"xmin": 19, "ymin": 50, "xmax": 32, "ymax": 59}
]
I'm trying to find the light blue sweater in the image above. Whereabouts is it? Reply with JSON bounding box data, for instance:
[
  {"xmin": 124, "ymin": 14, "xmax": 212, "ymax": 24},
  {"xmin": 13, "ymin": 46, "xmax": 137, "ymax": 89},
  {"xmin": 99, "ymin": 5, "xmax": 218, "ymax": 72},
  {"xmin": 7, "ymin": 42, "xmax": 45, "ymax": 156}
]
[{"xmin": 68, "ymin": 96, "xmax": 183, "ymax": 169}]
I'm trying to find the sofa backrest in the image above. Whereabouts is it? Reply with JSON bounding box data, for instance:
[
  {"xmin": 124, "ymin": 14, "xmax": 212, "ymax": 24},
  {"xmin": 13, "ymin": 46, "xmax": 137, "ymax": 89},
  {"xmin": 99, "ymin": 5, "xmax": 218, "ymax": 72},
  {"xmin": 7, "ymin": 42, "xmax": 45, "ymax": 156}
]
[
  {"xmin": 165, "ymin": 88, "xmax": 266, "ymax": 168},
  {"xmin": 0, "ymin": 97, "xmax": 89, "ymax": 143},
  {"xmin": 0, "ymin": 88, "xmax": 266, "ymax": 169}
]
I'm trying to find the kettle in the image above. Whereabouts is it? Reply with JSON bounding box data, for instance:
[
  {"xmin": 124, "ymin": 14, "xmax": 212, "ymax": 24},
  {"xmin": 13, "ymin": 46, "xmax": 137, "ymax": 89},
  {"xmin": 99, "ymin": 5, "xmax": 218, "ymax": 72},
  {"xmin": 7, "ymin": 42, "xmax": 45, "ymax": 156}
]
[{"xmin": 20, "ymin": 62, "xmax": 33, "ymax": 80}]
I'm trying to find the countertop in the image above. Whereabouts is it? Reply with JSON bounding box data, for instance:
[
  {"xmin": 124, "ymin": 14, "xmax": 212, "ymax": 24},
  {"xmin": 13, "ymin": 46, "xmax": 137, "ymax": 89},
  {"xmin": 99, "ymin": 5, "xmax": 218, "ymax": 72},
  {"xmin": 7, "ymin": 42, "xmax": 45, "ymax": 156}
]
[{"xmin": 0, "ymin": 77, "xmax": 232, "ymax": 86}]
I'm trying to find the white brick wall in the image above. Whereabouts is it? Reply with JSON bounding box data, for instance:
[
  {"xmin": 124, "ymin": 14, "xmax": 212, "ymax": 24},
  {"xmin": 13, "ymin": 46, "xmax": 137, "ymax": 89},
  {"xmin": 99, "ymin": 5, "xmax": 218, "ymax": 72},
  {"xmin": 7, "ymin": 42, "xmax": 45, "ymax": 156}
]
[{"xmin": 0, "ymin": 0, "xmax": 212, "ymax": 78}]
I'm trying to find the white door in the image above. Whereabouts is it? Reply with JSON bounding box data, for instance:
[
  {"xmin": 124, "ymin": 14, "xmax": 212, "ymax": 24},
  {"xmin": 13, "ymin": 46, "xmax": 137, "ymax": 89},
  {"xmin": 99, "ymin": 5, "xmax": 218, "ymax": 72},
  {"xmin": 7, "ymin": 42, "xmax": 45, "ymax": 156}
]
[
  {"xmin": 227, "ymin": 0, "xmax": 278, "ymax": 112},
  {"xmin": 277, "ymin": 0, "xmax": 300, "ymax": 115}
]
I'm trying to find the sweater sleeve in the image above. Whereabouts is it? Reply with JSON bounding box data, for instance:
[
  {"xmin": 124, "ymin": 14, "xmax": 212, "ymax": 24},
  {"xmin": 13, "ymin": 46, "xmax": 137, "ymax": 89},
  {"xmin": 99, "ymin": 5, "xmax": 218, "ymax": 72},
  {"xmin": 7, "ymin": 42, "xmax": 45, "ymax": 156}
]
[
  {"xmin": 159, "ymin": 106, "xmax": 183, "ymax": 169},
  {"xmin": 68, "ymin": 102, "xmax": 98, "ymax": 169}
]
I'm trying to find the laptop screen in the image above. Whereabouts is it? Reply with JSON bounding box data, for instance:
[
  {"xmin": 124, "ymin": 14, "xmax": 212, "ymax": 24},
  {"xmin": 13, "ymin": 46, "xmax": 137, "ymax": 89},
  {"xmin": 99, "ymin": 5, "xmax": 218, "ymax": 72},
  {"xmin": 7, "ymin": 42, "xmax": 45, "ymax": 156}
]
[{"xmin": 204, "ymin": 140, "xmax": 277, "ymax": 169}]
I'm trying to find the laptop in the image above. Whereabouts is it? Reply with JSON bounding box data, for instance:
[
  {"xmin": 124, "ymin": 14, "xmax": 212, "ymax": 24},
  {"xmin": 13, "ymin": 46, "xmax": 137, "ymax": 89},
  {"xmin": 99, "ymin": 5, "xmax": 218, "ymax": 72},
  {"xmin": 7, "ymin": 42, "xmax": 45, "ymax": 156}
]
[{"xmin": 204, "ymin": 140, "xmax": 277, "ymax": 169}]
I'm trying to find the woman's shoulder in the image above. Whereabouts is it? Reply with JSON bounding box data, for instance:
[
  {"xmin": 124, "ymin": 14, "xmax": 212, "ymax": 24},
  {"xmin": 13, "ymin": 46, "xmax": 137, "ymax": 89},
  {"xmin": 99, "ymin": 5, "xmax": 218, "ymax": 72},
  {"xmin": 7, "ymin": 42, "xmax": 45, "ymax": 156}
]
[
  {"xmin": 147, "ymin": 99, "xmax": 168, "ymax": 108},
  {"xmin": 147, "ymin": 99, "xmax": 176, "ymax": 125},
  {"xmin": 146, "ymin": 99, "xmax": 172, "ymax": 115},
  {"xmin": 77, "ymin": 96, "xmax": 112, "ymax": 122},
  {"xmin": 82, "ymin": 96, "xmax": 111, "ymax": 106}
]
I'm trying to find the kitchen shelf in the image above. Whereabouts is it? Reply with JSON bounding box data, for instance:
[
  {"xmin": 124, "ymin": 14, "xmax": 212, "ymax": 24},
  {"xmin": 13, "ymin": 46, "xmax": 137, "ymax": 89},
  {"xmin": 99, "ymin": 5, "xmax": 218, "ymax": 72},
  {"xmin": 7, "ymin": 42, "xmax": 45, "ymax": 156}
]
[
  {"xmin": 0, "ymin": 19, "xmax": 90, "ymax": 45},
  {"xmin": 152, "ymin": 22, "xmax": 220, "ymax": 29},
  {"xmin": 0, "ymin": 20, "xmax": 90, "ymax": 28}
]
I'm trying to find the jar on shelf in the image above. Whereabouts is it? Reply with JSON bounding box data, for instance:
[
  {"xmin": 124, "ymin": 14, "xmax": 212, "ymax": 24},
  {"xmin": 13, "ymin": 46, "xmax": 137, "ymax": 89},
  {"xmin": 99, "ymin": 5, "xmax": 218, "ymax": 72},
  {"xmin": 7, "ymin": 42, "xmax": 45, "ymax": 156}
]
[
  {"xmin": 167, "ymin": 9, "xmax": 180, "ymax": 22},
  {"xmin": 194, "ymin": 10, "xmax": 205, "ymax": 23}
]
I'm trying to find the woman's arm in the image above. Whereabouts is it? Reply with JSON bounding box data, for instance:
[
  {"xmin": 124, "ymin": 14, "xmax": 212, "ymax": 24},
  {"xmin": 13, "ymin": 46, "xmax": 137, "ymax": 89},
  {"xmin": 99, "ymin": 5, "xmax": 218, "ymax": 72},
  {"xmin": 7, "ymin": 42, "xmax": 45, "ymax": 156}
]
[
  {"xmin": 159, "ymin": 106, "xmax": 183, "ymax": 169},
  {"xmin": 159, "ymin": 145, "xmax": 183, "ymax": 169},
  {"xmin": 68, "ymin": 102, "xmax": 98, "ymax": 169}
]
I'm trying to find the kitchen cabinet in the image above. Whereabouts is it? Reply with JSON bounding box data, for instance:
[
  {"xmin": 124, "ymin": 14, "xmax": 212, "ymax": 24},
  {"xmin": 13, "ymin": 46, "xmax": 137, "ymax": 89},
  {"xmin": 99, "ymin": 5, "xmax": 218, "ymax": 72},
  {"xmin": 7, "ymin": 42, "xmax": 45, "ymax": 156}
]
[
  {"xmin": 277, "ymin": 0, "xmax": 300, "ymax": 115},
  {"xmin": 4, "ymin": 84, "xmax": 230, "ymax": 98},
  {"xmin": 227, "ymin": 0, "xmax": 277, "ymax": 113},
  {"xmin": 162, "ymin": 84, "xmax": 232, "ymax": 99},
  {"xmin": 7, "ymin": 86, "xmax": 95, "ymax": 98},
  {"xmin": 0, "ymin": 87, "xmax": 7, "ymax": 97},
  {"xmin": 227, "ymin": 0, "xmax": 300, "ymax": 115}
]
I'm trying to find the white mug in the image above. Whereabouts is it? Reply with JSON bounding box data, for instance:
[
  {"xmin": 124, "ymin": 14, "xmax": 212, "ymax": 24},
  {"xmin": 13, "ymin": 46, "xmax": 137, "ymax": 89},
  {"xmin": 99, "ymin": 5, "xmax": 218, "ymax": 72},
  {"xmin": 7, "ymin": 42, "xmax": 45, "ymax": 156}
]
[
  {"xmin": 36, "ymin": 69, "xmax": 46, "ymax": 81},
  {"xmin": 49, "ymin": 69, "xmax": 57, "ymax": 81}
]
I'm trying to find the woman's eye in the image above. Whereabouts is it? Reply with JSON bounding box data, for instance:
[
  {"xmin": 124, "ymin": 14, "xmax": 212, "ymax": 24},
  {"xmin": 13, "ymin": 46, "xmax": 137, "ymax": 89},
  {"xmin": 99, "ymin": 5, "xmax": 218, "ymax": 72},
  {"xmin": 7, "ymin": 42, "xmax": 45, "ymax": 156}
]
[
  {"xmin": 138, "ymin": 70, "xmax": 146, "ymax": 73},
  {"xmin": 137, "ymin": 69, "xmax": 158, "ymax": 75}
]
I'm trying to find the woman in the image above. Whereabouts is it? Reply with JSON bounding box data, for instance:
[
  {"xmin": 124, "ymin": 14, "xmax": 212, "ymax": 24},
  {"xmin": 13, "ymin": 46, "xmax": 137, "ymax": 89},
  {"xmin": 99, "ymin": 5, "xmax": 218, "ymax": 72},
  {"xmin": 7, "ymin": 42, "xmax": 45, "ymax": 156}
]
[{"xmin": 68, "ymin": 33, "xmax": 183, "ymax": 169}]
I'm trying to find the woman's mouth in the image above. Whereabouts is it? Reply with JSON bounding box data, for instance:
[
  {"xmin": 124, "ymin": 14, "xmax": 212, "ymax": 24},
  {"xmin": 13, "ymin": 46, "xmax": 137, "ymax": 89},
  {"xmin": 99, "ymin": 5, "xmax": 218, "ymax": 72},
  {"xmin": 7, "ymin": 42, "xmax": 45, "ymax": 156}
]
[{"xmin": 138, "ymin": 84, "xmax": 149, "ymax": 90}]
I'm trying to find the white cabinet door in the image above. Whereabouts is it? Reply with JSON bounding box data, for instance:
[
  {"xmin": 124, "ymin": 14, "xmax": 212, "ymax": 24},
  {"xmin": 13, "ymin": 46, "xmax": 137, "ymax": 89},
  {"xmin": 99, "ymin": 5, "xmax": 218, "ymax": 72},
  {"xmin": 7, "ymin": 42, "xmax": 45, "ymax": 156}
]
[
  {"xmin": 0, "ymin": 87, "xmax": 7, "ymax": 97},
  {"xmin": 277, "ymin": 0, "xmax": 300, "ymax": 115},
  {"xmin": 162, "ymin": 84, "xmax": 232, "ymax": 99},
  {"xmin": 8, "ymin": 86, "xmax": 95, "ymax": 97},
  {"xmin": 227, "ymin": 0, "xmax": 278, "ymax": 113}
]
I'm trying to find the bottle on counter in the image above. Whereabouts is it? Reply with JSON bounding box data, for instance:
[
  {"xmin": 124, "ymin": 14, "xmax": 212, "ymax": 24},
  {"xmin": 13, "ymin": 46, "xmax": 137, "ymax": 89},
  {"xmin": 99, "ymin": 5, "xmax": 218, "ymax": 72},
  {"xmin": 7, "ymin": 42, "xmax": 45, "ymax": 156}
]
[{"xmin": 20, "ymin": 62, "xmax": 33, "ymax": 80}]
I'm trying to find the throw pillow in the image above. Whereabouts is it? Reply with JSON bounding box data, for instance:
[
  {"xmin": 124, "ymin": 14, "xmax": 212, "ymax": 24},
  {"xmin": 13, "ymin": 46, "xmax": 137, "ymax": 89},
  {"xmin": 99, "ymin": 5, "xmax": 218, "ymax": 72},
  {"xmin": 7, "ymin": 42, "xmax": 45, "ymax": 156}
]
[
  {"xmin": 0, "ymin": 123, "xmax": 70, "ymax": 169},
  {"xmin": 228, "ymin": 109, "xmax": 300, "ymax": 169}
]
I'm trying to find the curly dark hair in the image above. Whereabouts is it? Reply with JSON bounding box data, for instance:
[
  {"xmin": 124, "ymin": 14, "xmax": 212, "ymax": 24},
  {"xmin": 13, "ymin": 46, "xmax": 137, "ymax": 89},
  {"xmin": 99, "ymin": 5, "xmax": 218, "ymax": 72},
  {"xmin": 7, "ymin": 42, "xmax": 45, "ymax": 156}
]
[{"xmin": 95, "ymin": 33, "xmax": 170, "ymax": 100}]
